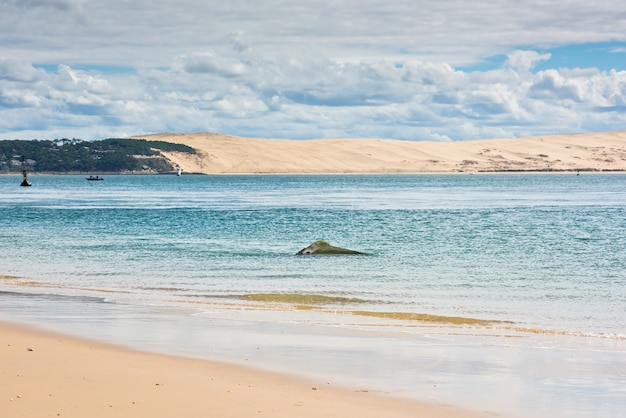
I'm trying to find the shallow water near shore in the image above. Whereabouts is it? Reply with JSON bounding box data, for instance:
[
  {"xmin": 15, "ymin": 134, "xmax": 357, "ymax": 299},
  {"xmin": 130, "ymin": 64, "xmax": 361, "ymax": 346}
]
[{"xmin": 1, "ymin": 173, "xmax": 625, "ymax": 417}]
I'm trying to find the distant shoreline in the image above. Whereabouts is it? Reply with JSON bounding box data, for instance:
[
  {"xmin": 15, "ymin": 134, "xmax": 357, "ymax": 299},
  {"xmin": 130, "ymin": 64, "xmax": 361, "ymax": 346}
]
[
  {"xmin": 2, "ymin": 168, "xmax": 625, "ymax": 176},
  {"xmin": 3, "ymin": 129, "xmax": 625, "ymax": 175}
]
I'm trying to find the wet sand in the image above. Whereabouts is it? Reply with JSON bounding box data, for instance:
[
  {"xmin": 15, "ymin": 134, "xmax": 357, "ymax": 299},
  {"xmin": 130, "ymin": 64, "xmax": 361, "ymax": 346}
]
[{"xmin": 1, "ymin": 321, "xmax": 489, "ymax": 418}]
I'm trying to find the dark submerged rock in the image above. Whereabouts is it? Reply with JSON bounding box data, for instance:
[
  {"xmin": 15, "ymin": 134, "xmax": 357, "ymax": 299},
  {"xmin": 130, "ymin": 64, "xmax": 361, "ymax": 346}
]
[{"xmin": 296, "ymin": 240, "xmax": 367, "ymax": 255}]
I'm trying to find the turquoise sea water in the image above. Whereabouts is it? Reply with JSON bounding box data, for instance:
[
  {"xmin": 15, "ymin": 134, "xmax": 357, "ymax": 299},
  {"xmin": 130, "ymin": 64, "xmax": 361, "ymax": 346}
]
[{"xmin": 1, "ymin": 173, "xmax": 625, "ymax": 417}]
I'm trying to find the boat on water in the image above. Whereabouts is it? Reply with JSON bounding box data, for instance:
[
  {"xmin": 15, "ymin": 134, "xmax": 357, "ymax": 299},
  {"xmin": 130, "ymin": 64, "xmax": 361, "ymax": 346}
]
[{"xmin": 86, "ymin": 175, "xmax": 104, "ymax": 181}]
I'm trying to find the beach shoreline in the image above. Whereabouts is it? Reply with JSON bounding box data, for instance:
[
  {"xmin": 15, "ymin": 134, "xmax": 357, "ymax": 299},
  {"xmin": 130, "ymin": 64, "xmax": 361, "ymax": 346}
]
[
  {"xmin": 1, "ymin": 320, "xmax": 491, "ymax": 418},
  {"xmin": 2, "ymin": 168, "xmax": 626, "ymax": 177}
]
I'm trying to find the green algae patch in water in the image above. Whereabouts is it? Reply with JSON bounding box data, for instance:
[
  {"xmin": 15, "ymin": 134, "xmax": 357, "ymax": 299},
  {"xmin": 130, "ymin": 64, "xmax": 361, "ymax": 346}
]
[
  {"xmin": 351, "ymin": 310, "xmax": 498, "ymax": 325},
  {"xmin": 236, "ymin": 293, "xmax": 369, "ymax": 305}
]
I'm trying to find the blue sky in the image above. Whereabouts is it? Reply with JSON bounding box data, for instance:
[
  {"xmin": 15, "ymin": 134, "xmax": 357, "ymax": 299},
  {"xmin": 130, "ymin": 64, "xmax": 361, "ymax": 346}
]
[
  {"xmin": 535, "ymin": 42, "xmax": 626, "ymax": 71},
  {"xmin": 1, "ymin": 0, "xmax": 626, "ymax": 141},
  {"xmin": 462, "ymin": 42, "xmax": 626, "ymax": 73}
]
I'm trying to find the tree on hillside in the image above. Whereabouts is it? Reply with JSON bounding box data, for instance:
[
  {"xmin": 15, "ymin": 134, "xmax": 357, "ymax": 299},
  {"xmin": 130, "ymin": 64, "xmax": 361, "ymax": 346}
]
[{"xmin": 0, "ymin": 138, "xmax": 195, "ymax": 173}]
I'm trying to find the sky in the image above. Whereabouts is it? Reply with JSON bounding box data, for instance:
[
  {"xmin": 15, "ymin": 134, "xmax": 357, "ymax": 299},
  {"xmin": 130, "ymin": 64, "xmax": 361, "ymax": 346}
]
[{"xmin": 1, "ymin": 0, "xmax": 626, "ymax": 142}]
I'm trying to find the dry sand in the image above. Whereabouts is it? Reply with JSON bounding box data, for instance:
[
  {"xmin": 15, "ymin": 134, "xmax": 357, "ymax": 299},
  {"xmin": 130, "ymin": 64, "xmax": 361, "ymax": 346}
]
[
  {"xmin": 1, "ymin": 321, "xmax": 490, "ymax": 418},
  {"xmin": 133, "ymin": 131, "xmax": 626, "ymax": 174}
]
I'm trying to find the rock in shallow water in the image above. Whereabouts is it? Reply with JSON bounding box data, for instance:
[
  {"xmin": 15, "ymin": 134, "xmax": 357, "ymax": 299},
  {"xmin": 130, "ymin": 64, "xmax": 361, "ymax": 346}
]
[{"xmin": 296, "ymin": 240, "xmax": 367, "ymax": 255}]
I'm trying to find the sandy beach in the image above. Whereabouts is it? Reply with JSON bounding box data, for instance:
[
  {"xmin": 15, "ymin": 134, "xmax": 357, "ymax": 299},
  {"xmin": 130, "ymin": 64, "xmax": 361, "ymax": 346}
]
[
  {"xmin": 134, "ymin": 130, "xmax": 626, "ymax": 174},
  {"xmin": 2, "ymin": 321, "xmax": 491, "ymax": 418}
]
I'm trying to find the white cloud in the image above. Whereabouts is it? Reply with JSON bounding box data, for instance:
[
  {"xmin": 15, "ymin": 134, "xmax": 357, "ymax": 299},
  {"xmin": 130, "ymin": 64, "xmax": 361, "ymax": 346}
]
[
  {"xmin": 3, "ymin": 0, "xmax": 625, "ymax": 67},
  {"xmin": 2, "ymin": 49, "xmax": 626, "ymax": 141},
  {"xmin": 1, "ymin": 1, "xmax": 626, "ymax": 140},
  {"xmin": 505, "ymin": 51, "xmax": 552, "ymax": 73},
  {"xmin": 0, "ymin": 59, "xmax": 46, "ymax": 82},
  {"xmin": 176, "ymin": 53, "xmax": 249, "ymax": 77}
]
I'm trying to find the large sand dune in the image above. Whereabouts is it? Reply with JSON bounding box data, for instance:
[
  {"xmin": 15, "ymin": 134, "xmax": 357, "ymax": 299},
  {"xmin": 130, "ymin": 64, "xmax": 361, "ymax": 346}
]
[{"xmin": 133, "ymin": 131, "xmax": 626, "ymax": 174}]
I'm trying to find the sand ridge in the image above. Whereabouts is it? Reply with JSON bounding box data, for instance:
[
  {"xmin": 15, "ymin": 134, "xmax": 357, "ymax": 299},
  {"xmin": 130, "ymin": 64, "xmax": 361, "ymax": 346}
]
[{"xmin": 133, "ymin": 131, "xmax": 626, "ymax": 174}]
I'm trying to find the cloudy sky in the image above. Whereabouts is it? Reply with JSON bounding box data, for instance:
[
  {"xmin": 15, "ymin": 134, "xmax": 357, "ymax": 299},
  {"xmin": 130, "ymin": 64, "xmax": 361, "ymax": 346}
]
[{"xmin": 1, "ymin": 0, "xmax": 626, "ymax": 141}]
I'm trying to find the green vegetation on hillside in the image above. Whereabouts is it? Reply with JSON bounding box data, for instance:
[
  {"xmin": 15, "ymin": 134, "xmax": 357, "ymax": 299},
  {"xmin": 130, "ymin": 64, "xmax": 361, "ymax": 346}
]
[{"xmin": 0, "ymin": 138, "xmax": 195, "ymax": 173}]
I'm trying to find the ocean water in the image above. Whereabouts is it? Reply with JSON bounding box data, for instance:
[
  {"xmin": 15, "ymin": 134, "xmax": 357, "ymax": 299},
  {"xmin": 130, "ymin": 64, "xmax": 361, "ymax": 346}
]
[{"xmin": 1, "ymin": 173, "xmax": 625, "ymax": 417}]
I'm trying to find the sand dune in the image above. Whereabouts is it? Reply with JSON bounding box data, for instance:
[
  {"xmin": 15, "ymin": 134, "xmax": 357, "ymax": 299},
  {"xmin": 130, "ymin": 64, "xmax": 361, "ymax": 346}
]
[{"xmin": 134, "ymin": 131, "xmax": 626, "ymax": 174}]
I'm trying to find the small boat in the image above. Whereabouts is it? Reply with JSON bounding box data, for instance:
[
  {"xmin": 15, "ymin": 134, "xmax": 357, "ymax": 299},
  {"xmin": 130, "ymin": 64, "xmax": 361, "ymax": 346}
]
[
  {"xmin": 177, "ymin": 166, "xmax": 182, "ymax": 176},
  {"xmin": 86, "ymin": 175, "xmax": 104, "ymax": 181}
]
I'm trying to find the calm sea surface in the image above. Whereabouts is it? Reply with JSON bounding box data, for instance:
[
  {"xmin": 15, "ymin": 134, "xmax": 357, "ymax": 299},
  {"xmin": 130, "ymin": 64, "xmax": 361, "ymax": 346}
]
[{"xmin": 1, "ymin": 173, "xmax": 625, "ymax": 417}]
